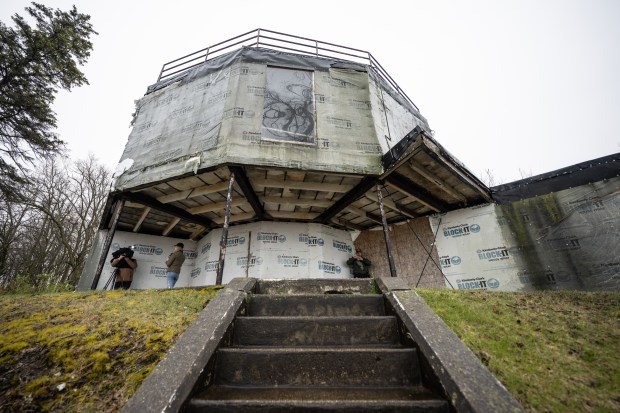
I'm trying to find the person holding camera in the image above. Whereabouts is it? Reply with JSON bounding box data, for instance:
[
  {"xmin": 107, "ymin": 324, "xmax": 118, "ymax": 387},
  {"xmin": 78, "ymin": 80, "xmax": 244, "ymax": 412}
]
[
  {"xmin": 166, "ymin": 242, "xmax": 186, "ymax": 288},
  {"xmin": 110, "ymin": 249, "xmax": 138, "ymax": 290},
  {"xmin": 347, "ymin": 248, "xmax": 372, "ymax": 278}
]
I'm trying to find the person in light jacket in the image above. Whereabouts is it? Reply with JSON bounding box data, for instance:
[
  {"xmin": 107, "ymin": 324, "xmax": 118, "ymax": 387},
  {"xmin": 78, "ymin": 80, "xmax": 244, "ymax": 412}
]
[{"xmin": 166, "ymin": 242, "xmax": 186, "ymax": 288}]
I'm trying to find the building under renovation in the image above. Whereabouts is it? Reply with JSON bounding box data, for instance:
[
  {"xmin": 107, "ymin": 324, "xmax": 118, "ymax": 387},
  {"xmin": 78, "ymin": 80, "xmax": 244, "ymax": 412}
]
[{"xmin": 78, "ymin": 29, "xmax": 619, "ymax": 292}]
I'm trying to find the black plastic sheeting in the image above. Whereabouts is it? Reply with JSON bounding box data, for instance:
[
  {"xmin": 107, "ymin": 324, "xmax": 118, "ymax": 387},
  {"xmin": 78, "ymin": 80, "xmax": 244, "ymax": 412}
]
[
  {"xmin": 145, "ymin": 46, "xmax": 422, "ymax": 121},
  {"xmin": 491, "ymin": 153, "xmax": 620, "ymax": 204},
  {"xmin": 147, "ymin": 47, "xmax": 369, "ymax": 95}
]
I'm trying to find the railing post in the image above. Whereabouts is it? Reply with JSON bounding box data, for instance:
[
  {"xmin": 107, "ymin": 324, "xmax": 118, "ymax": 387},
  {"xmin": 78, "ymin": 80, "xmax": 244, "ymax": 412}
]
[
  {"xmin": 315, "ymin": 40, "xmax": 319, "ymax": 56},
  {"xmin": 216, "ymin": 172, "xmax": 235, "ymax": 285},
  {"xmin": 256, "ymin": 28, "xmax": 261, "ymax": 47},
  {"xmin": 204, "ymin": 47, "xmax": 210, "ymax": 62},
  {"xmin": 377, "ymin": 183, "xmax": 397, "ymax": 277}
]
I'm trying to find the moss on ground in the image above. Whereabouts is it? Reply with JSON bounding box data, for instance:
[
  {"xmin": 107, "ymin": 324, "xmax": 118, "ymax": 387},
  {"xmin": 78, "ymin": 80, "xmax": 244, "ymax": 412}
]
[
  {"xmin": 417, "ymin": 289, "xmax": 620, "ymax": 413},
  {"xmin": 0, "ymin": 287, "xmax": 222, "ymax": 412},
  {"xmin": 1, "ymin": 287, "xmax": 618, "ymax": 412}
]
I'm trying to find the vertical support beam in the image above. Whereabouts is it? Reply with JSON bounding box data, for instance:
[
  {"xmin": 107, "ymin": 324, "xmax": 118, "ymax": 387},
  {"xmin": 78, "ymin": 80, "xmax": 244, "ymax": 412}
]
[
  {"xmin": 216, "ymin": 172, "xmax": 235, "ymax": 285},
  {"xmin": 91, "ymin": 199, "xmax": 125, "ymax": 289},
  {"xmin": 245, "ymin": 231, "xmax": 252, "ymax": 278},
  {"xmin": 377, "ymin": 184, "xmax": 397, "ymax": 278}
]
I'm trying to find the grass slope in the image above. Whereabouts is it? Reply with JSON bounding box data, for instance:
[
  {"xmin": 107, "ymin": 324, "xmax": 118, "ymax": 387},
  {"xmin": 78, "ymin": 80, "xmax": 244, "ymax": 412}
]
[
  {"xmin": 417, "ymin": 289, "xmax": 620, "ymax": 413},
  {"xmin": 0, "ymin": 288, "xmax": 618, "ymax": 412},
  {"xmin": 0, "ymin": 288, "xmax": 222, "ymax": 412}
]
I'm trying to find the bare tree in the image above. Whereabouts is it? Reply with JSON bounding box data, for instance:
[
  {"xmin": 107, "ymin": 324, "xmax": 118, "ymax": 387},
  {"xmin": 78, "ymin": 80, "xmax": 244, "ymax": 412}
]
[
  {"xmin": 0, "ymin": 155, "xmax": 110, "ymax": 291},
  {"xmin": 480, "ymin": 169, "xmax": 501, "ymax": 187},
  {"xmin": 0, "ymin": 195, "xmax": 33, "ymax": 286},
  {"xmin": 518, "ymin": 168, "xmax": 534, "ymax": 179}
]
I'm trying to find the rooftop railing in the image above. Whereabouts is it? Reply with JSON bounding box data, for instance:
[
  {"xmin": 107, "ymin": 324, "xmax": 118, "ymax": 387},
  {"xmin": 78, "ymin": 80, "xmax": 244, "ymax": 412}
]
[{"xmin": 156, "ymin": 28, "xmax": 419, "ymax": 111}]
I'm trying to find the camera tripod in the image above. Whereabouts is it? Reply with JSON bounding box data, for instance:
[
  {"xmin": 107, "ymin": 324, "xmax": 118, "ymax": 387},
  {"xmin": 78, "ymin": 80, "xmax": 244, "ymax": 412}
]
[{"xmin": 103, "ymin": 268, "xmax": 120, "ymax": 290}]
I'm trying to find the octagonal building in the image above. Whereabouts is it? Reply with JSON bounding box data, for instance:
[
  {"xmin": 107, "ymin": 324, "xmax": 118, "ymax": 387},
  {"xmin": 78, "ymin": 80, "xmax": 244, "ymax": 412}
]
[{"xmin": 80, "ymin": 29, "xmax": 490, "ymax": 290}]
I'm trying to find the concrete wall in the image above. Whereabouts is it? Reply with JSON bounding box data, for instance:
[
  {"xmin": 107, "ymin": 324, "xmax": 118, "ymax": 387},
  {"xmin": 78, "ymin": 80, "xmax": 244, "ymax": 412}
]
[{"xmin": 429, "ymin": 176, "xmax": 620, "ymax": 291}]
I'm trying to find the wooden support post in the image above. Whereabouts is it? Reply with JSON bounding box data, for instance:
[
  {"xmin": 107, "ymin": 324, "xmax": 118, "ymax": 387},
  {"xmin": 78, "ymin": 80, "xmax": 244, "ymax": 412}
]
[
  {"xmin": 245, "ymin": 231, "xmax": 252, "ymax": 278},
  {"xmin": 91, "ymin": 199, "xmax": 125, "ymax": 289},
  {"xmin": 216, "ymin": 172, "xmax": 235, "ymax": 285},
  {"xmin": 377, "ymin": 184, "xmax": 397, "ymax": 278}
]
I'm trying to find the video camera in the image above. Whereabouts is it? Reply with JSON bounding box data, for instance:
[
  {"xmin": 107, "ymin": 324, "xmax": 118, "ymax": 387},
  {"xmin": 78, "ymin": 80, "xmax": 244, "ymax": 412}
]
[{"xmin": 111, "ymin": 246, "xmax": 134, "ymax": 260}]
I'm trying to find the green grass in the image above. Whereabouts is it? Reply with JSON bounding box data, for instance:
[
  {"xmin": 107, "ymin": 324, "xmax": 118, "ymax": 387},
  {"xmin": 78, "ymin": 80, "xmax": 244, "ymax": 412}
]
[
  {"xmin": 417, "ymin": 289, "xmax": 620, "ymax": 413},
  {"xmin": 0, "ymin": 287, "xmax": 223, "ymax": 412},
  {"xmin": 0, "ymin": 288, "xmax": 618, "ymax": 412}
]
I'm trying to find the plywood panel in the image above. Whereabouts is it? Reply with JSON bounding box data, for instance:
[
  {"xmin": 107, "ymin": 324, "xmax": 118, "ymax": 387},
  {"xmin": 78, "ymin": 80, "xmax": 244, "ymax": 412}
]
[{"xmin": 354, "ymin": 217, "xmax": 444, "ymax": 289}]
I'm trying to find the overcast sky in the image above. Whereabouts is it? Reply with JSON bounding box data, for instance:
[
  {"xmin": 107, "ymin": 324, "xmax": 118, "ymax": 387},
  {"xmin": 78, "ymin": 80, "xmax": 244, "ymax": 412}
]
[{"xmin": 2, "ymin": 0, "xmax": 619, "ymax": 184}]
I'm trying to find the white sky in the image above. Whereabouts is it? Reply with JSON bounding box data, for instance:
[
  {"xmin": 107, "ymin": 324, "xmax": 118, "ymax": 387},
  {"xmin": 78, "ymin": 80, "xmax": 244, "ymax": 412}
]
[{"xmin": 2, "ymin": 0, "xmax": 619, "ymax": 184}]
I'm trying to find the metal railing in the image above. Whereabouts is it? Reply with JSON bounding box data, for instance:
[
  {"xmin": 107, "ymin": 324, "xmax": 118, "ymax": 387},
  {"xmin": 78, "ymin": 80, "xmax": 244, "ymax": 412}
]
[{"xmin": 156, "ymin": 28, "xmax": 419, "ymax": 111}]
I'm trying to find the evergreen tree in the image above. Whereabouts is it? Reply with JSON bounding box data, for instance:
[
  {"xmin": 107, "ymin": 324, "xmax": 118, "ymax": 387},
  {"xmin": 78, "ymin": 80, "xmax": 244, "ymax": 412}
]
[{"xmin": 0, "ymin": 2, "xmax": 97, "ymax": 198}]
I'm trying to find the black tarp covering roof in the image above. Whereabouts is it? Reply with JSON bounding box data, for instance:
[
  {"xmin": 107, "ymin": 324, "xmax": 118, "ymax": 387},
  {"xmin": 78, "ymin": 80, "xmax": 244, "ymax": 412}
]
[{"xmin": 491, "ymin": 152, "xmax": 620, "ymax": 204}]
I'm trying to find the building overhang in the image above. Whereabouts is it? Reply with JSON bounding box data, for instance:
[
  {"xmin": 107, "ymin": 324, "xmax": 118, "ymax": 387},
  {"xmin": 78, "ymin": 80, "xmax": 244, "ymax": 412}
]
[{"xmin": 100, "ymin": 126, "xmax": 490, "ymax": 240}]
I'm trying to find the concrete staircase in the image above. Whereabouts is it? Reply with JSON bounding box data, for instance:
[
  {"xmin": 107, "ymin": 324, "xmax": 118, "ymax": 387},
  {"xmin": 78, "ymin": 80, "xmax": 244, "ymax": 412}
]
[
  {"xmin": 185, "ymin": 280, "xmax": 449, "ymax": 412},
  {"xmin": 121, "ymin": 278, "xmax": 525, "ymax": 413}
]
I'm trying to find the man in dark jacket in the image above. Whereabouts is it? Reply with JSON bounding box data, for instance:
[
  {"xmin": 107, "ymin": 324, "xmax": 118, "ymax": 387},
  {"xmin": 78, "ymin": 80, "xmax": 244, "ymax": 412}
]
[
  {"xmin": 166, "ymin": 242, "xmax": 186, "ymax": 288},
  {"xmin": 347, "ymin": 249, "xmax": 371, "ymax": 278}
]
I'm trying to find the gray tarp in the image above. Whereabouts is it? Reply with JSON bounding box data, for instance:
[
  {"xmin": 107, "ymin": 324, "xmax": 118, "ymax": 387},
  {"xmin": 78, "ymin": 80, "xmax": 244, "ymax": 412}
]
[{"xmin": 114, "ymin": 47, "xmax": 430, "ymax": 191}]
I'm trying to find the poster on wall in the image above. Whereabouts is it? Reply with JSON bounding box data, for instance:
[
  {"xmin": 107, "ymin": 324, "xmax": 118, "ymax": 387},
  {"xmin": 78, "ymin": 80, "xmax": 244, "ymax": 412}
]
[{"xmin": 262, "ymin": 67, "xmax": 315, "ymax": 144}]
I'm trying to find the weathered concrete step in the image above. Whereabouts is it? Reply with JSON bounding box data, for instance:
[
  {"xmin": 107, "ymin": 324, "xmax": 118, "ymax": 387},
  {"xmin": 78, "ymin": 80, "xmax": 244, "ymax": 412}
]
[
  {"xmin": 256, "ymin": 278, "xmax": 378, "ymax": 295},
  {"xmin": 193, "ymin": 385, "xmax": 445, "ymax": 402},
  {"xmin": 188, "ymin": 387, "xmax": 448, "ymax": 412},
  {"xmin": 214, "ymin": 348, "xmax": 420, "ymax": 387},
  {"xmin": 187, "ymin": 400, "xmax": 449, "ymax": 413},
  {"xmin": 233, "ymin": 316, "xmax": 400, "ymax": 346},
  {"xmin": 247, "ymin": 295, "xmax": 386, "ymax": 317}
]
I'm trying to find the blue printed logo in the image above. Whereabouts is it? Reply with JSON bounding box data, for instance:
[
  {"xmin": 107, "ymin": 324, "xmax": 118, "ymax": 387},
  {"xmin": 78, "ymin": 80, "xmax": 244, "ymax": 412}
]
[
  {"xmin": 190, "ymin": 268, "xmax": 201, "ymax": 278},
  {"xmin": 488, "ymin": 278, "xmax": 500, "ymax": 289}
]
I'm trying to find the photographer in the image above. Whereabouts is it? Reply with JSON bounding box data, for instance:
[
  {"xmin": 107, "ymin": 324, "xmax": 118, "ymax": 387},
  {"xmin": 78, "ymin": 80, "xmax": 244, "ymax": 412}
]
[
  {"xmin": 110, "ymin": 247, "xmax": 138, "ymax": 290},
  {"xmin": 347, "ymin": 248, "xmax": 372, "ymax": 278}
]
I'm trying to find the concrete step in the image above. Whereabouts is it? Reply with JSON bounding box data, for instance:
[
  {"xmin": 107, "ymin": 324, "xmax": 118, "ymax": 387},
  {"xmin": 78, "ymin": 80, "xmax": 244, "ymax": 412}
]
[
  {"xmin": 188, "ymin": 386, "xmax": 449, "ymax": 413},
  {"xmin": 247, "ymin": 295, "xmax": 386, "ymax": 317},
  {"xmin": 213, "ymin": 347, "xmax": 420, "ymax": 387},
  {"xmin": 233, "ymin": 316, "xmax": 400, "ymax": 347},
  {"xmin": 256, "ymin": 278, "xmax": 377, "ymax": 295}
]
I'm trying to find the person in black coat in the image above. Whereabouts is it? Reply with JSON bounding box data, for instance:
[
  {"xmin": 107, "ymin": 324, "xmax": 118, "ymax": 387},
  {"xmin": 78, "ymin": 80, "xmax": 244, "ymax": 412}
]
[{"xmin": 347, "ymin": 249, "xmax": 371, "ymax": 278}]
